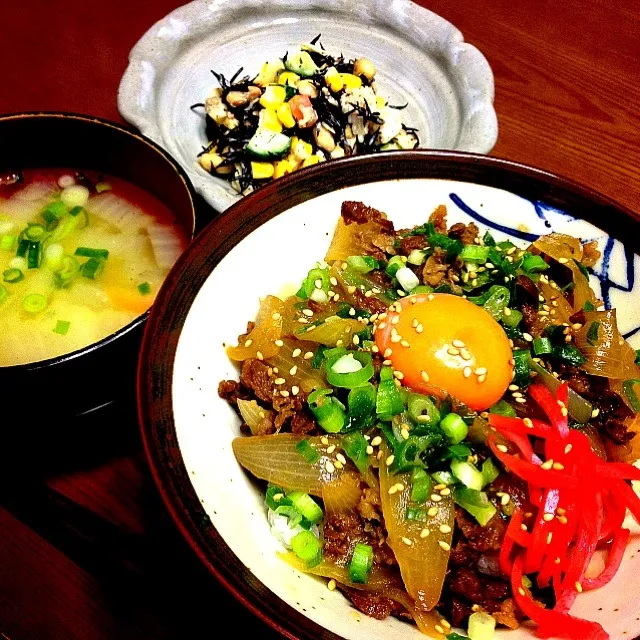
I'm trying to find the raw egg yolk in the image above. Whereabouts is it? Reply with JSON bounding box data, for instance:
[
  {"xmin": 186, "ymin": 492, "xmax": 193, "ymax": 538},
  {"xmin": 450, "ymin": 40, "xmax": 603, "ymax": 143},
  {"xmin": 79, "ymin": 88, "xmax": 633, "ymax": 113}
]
[{"xmin": 375, "ymin": 293, "xmax": 513, "ymax": 410}]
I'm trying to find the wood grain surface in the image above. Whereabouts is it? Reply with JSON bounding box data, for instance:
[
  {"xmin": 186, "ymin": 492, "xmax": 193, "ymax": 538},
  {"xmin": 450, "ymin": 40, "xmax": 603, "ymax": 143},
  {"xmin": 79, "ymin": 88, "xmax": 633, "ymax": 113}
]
[{"xmin": 0, "ymin": 1, "xmax": 638, "ymax": 639}]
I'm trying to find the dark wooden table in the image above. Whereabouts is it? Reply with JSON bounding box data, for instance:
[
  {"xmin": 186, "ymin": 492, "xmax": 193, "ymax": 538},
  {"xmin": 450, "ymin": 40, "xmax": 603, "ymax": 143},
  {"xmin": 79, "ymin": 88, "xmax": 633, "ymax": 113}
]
[{"xmin": 0, "ymin": 1, "xmax": 639, "ymax": 638}]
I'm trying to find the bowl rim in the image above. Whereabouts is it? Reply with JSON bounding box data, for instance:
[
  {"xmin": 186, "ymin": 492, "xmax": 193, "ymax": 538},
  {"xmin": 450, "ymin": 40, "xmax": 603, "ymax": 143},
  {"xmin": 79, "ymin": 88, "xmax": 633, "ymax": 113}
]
[
  {"xmin": 136, "ymin": 149, "xmax": 640, "ymax": 640},
  {"xmin": 0, "ymin": 110, "xmax": 196, "ymax": 372}
]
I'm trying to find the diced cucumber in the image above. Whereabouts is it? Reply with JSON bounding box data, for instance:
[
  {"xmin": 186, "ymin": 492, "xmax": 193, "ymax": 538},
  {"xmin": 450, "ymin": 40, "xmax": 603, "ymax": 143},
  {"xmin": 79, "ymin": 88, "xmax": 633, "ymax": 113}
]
[
  {"xmin": 246, "ymin": 128, "xmax": 291, "ymax": 160},
  {"xmin": 285, "ymin": 51, "xmax": 318, "ymax": 77}
]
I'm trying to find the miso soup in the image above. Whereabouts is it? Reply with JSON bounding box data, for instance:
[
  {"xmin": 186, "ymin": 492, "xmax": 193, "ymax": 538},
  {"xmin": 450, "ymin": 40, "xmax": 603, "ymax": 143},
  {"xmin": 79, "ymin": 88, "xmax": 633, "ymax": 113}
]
[{"xmin": 0, "ymin": 170, "xmax": 188, "ymax": 366}]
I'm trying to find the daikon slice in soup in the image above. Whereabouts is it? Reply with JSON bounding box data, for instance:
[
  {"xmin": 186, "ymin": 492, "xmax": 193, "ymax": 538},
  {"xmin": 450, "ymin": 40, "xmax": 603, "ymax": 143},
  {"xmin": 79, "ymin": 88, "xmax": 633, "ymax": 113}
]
[{"xmin": 0, "ymin": 170, "xmax": 189, "ymax": 366}]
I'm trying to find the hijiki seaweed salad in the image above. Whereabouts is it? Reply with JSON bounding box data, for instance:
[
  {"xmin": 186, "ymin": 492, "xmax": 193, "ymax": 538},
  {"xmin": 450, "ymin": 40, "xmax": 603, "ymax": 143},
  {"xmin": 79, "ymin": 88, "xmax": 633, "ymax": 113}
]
[
  {"xmin": 219, "ymin": 201, "xmax": 640, "ymax": 640},
  {"xmin": 193, "ymin": 36, "xmax": 419, "ymax": 193}
]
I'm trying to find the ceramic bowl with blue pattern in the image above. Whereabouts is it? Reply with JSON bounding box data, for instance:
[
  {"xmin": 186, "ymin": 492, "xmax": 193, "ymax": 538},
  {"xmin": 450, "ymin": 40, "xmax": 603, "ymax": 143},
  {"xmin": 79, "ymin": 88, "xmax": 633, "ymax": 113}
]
[{"xmin": 138, "ymin": 151, "xmax": 640, "ymax": 640}]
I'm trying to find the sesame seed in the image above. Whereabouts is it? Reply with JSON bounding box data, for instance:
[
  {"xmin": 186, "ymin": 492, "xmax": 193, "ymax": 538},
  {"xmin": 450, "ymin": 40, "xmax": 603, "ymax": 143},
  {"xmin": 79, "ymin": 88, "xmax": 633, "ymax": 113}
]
[
  {"xmin": 428, "ymin": 507, "xmax": 438, "ymax": 516},
  {"xmin": 439, "ymin": 524, "xmax": 452, "ymax": 534},
  {"xmin": 557, "ymin": 515, "xmax": 568, "ymax": 524},
  {"xmin": 515, "ymin": 397, "xmax": 527, "ymax": 404},
  {"xmin": 523, "ymin": 333, "xmax": 533, "ymax": 342},
  {"xmin": 382, "ymin": 359, "xmax": 392, "ymax": 366},
  {"xmin": 434, "ymin": 483, "xmax": 446, "ymax": 491},
  {"xmin": 274, "ymin": 377, "xmax": 286, "ymax": 385},
  {"xmin": 390, "ymin": 334, "xmax": 401, "ymax": 343},
  {"xmin": 571, "ymin": 323, "xmax": 583, "ymax": 330},
  {"xmin": 334, "ymin": 453, "xmax": 346, "ymax": 465},
  {"xmin": 477, "ymin": 374, "xmax": 486, "ymax": 383},
  {"xmin": 420, "ymin": 528, "xmax": 430, "ymax": 538},
  {"xmin": 441, "ymin": 619, "xmax": 451, "ymax": 629},
  {"xmin": 256, "ymin": 351, "xmax": 264, "ymax": 360},
  {"xmin": 366, "ymin": 445, "xmax": 374, "ymax": 455},
  {"xmin": 352, "ymin": 335, "xmax": 360, "ymax": 345},
  {"xmin": 289, "ymin": 366, "xmax": 298, "ymax": 376},
  {"xmin": 304, "ymin": 351, "xmax": 314, "ymax": 359},
  {"xmin": 275, "ymin": 339, "xmax": 284, "ymax": 347},
  {"xmin": 427, "ymin": 294, "xmax": 434, "ymax": 301},
  {"xmin": 575, "ymin": 582, "xmax": 583, "ymax": 593},
  {"xmin": 541, "ymin": 459, "xmax": 554, "ymax": 470},
  {"xmin": 244, "ymin": 339, "xmax": 253, "ymax": 347},
  {"xmin": 447, "ymin": 346, "xmax": 460, "ymax": 356},
  {"xmin": 291, "ymin": 386, "xmax": 299, "ymax": 396},
  {"xmin": 497, "ymin": 444, "xmax": 508, "ymax": 453},
  {"xmin": 554, "ymin": 557, "xmax": 561, "ymax": 564},
  {"xmin": 402, "ymin": 537, "xmax": 412, "ymax": 546},
  {"xmin": 400, "ymin": 339, "xmax": 411, "ymax": 348},
  {"xmin": 336, "ymin": 340, "xmax": 343, "ymax": 347},
  {"xmin": 327, "ymin": 445, "xmax": 336, "ymax": 454},
  {"xmin": 391, "ymin": 315, "xmax": 400, "ymax": 325},
  {"xmin": 553, "ymin": 462, "xmax": 565, "ymax": 470},
  {"xmin": 330, "ymin": 277, "xmax": 338, "ymax": 286},
  {"xmin": 386, "ymin": 454, "xmax": 395, "ymax": 467},
  {"xmin": 547, "ymin": 532, "xmax": 553, "ymax": 544},
  {"xmin": 393, "ymin": 370, "xmax": 404, "ymax": 380},
  {"xmin": 508, "ymin": 384, "xmax": 519, "ymax": 391},
  {"xmin": 378, "ymin": 322, "xmax": 388, "ymax": 330},
  {"xmin": 347, "ymin": 285, "xmax": 356, "ymax": 294},
  {"xmin": 591, "ymin": 408, "xmax": 600, "ymax": 418},
  {"xmin": 334, "ymin": 461, "xmax": 344, "ymax": 469},
  {"xmin": 280, "ymin": 390, "xmax": 290, "ymax": 397},
  {"xmin": 480, "ymin": 411, "xmax": 489, "ymax": 419},
  {"xmin": 521, "ymin": 524, "xmax": 528, "ymax": 531},
  {"xmin": 328, "ymin": 579, "xmax": 336, "ymax": 591},
  {"xmin": 440, "ymin": 487, "xmax": 451, "ymax": 496},
  {"xmin": 401, "ymin": 427, "xmax": 410, "ymax": 440},
  {"xmin": 543, "ymin": 513, "xmax": 554, "ymax": 522},
  {"xmin": 321, "ymin": 436, "xmax": 329, "ymax": 445},
  {"xmin": 557, "ymin": 508, "xmax": 566, "ymax": 515},
  {"xmin": 501, "ymin": 494, "xmax": 511, "ymax": 506},
  {"xmin": 371, "ymin": 436, "xmax": 382, "ymax": 447},
  {"xmin": 435, "ymin": 625, "xmax": 444, "ymax": 634},
  {"xmin": 416, "ymin": 324, "xmax": 423, "ymax": 333},
  {"xmin": 560, "ymin": 407, "xmax": 568, "ymax": 417},
  {"xmin": 538, "ymin": 310, "xmax": 550, "ymax": 316},
  {"xmin": 341, "ymin": 262, "xmax": 348, "ymax": 270},
  {"xmin": 297, "ymin": 317, "xmax": 309, "ymax": 324},
  {"xmin": 325, "ymin": 460, "xmax": 335, "ymax": 473},
  {"xmin": 503, "ymin": 307, "xmax": 512, "ymax": 316},
  {"xmin": 421, "ymin": 370, "xmax": 430, "ymax": 383},
  {"xmin": 333, "ymin": 294, "xmax": 340, "ymax": 302},
  {"xmin": 289, "ymin": 348, "xmax": 300, "ymax": 358},
  {"xmin": 523, "ymin": 418, "xmax": 533, "ymax": 428},
  {"xmin": 272, "ymin": 312, "xmax": 281, "ymax": 320},
  {"xmin": 383, "ymin": 348, "xmax": 393, "ymax": 358},
  {"xmin": 431, "ymin": 494, "xmax": 443, "ymax": 502},
  {"xmin": 558, "ymin": 257, "xmax": 569, "ymax": 264},
  {"xmin": 395, "ymin": 483, "xmax": 405, "ymax": 492},
  {"xmin": 460, "ymin": 349, "xmax": 472, "ymax": 361},
  {"xmin": 349, "ymin": 307, "xmax": 356, "ymax": 317},
  {"xmin": 273, "ymin": 493, "xmax": 284, "ymax": 502},
  {"xmin": 469, "ymin": 271, "xmax": 477, "ymax": 279},
  {"xmin": 518, "ymin": 587, "xmax": 526, "ymax": 596},
  {"xmin": 438, "ymin": 541, "xmax": 451, "ymax": 551}
]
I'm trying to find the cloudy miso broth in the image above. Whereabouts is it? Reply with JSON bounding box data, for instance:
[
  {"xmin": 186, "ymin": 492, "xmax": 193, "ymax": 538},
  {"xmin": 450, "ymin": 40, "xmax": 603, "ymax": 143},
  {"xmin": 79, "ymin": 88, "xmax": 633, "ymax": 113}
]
[{"xmin": 0, "ymin": 170, "xmax": 188, "ymax": 366}]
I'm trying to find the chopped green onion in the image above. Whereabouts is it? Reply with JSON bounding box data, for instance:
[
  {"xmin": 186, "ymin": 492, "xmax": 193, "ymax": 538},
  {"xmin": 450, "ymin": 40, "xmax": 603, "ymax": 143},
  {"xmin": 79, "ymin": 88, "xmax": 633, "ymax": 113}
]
[
  {"xmin": 407, "ymin": 393, "xmax": 440, "ymax": 427},
  {"xmin": 24, "ymin": 224, "xmax": 46, "ymax": 241},
  {"xmin": 265, "ymin": 484, "xmax": 289, "ymax": 511},
  {"xmin": 392, "ymin": 435, "xmax": 434, "ymax": 472},
  {"xmin": 0, "ymin": 285, "xmax": 7, "ymax": 303},
  {"xmin": 295, "ymin": 439, "xmax": 320, "ymax": 464},
  {"xmin": 375, "ymin": 373, "xmax": 404, "ymax": 418},
  {"xmin": 459, "ymin": 245, "xmax": 490, "ymax": 263},
  {"xmin": 81, "ymin": 257, "xmax": 105, "ymax": 279},
  {"xmin": 346, "ymin": 255, "xmax": 379, "ymax": 273},
  {"xmin": 409, "ymin": 285, "xmax": 434, "ymax": 295},
  {"xmin": 451, "ymin": 460, "xmax": 484, "ymax": 491},
  {"xmin": 512, "ymin": 349, "xmax": 531, "ymax": 388},
  {"xmin": 342, "ymin": 431, "xmax": 369, "ymax": 474},
  {"xmin": 584, "ymin": 300, "xmax": 595, "ymax": 311},
  {"xmin": 468, "ymin": 611, "xmax": 496, "ymax": 640},
  {"xmin": 445, "ymin": 443, "xmax": 472, "ymax": 460},
  {"xmin": 16, "ymin": 237, "xmax": 29, "ymax": 258},
  {"xmin": 532, "ymin": 336, "xmax": 552, "ymax": 356},
  {"xmin": 405, "ymin": 506, "xmax": 429, "ymax": 522},
  {"xmin": 287, "ymin": 491, "xmax": 323, "ymax": 524},
  {"xmin": 274, "ymin": 505, "xmax": 304, "ymax": 528},
  {"xmin": 552, "ymin": 344, "xmax": 586, "ymax": 366},
  {"xmin": 326, "ymin": 352, "xmax": 374, "ymax": 389},
  {"xmin": 53, "ymin": 320, "xmax": 71, "ymax": 335},
  {"xmin": 480, "ymin": 285, "xmax": 510, "ymax": 321},
  {"xmin": 635, "ymin": 350, "xmax": 640, "ymax": 365},
  {"xmin": 49, "ymin": 212, "xmax": 81, "ymax": 242},
  {"xmin": 483, "ymin": 231, "xmax": 496, "ymax": 246},
  {"xmin": 290, "ymin": 530, "xmax": 322, "ymax": 568},
  {"xmin": 96, "ymin": 182, "xmax": 112, "ymax": 193},
  {"xmin": 429, "ymin": 233, "xmax": 463, "ymax": 259},
  {"xmin": 573, "ymin": 258, "xmax": 590, "ymax": 279},
  {"xmin": 75, "ymin": 247, "xmax": 109, "ymax": 260},
  {"xmin": 622, "ymin": 380, "xmax": 640, "ymax": 413},
  {"xmin": 347, "ymin": 383, "xmax": 376, "ymax": 430},
  {"xmin": 55, "ymin": 255, "xmax": 80, "ymax": 287},
  {"xmin": 431, "ymin": 470, "xmax": 455, "ymax": 485},
  {"xmin": 308, "ymin": 388, "xmax": 346, "ymax": 433},
  {"xmin": 22, "ymin": 293, "xmax": 48, "ymax": 314},
  {"xmin": 69, "ymin": 205, "xmax": 84, "ymax": 217},
  {"xmin": 410, "ymin": 467, "xmax": 432, "ymax": 503},
  {"xmin": 0, "ymin": 234, "xmax": 17, "ymax": 250},
  {"xmin": 489, "ymin": 399, "xmax": 516, "ymax": 417},
  {"xmin": 521, "ymin": 253, "xmax": 549, "ymax": 273},
  {"xmin": 481, "ymin": 458, "xmax": 500, "ymax": 487},
  {"xmin": 27, "ymin": 241, "xmax": 42, "ymax": 269},
  {"xmin": 138, "ymin": 281, "xmax": 152, "ymax": 296},
  {"xmin": 586, "ymin": 321, "xmax": 600, "ymax": 346},
  {"xmin": 3, "ymin": 268, "xmax": 23, "ymax": 283},
  {"xmin": 311, "ymin": 345, "xmax": 328, "ymax": 369},
  {"xmin": 385, "ymin": 255, "xmax": 405, "ymax": 278},
  {"xmin": 453, "ymin": 486, "xmax": 497, "ymax": 526},
  {"xmin": 446, "ymin": 634, "xmax": 470, "ymax": 640},
  {"xmin": 348, "ymin": 542, "xmax": 373, "ymax": 584},
  {"xmin": 407, "ymin": 249, "xmax": 427, "ymax": 265},
  {"xmin": 501, "ymin": 308, "xmax": 523, "ymax": 328},
  {"xmin": 440, "ymin": 413, "xmax": 468, "ymax": 444},
  {"xmin": 296, "ymin": 265, "xmax": 329, "ymax": 299}
]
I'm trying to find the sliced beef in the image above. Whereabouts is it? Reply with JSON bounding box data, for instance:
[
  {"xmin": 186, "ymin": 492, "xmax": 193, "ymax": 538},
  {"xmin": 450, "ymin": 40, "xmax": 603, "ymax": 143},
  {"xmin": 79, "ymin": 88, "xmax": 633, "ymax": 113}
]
[
  {"xmin": 398, "ymin": 234, "xmax": 428, "ymax": 256},
  {"xmin": 217, "ymin": 379, "xmax": 251, "ymax": 404},
  {"xmin": 455, "ymin": 510, "xmax": 505, "ymax": 552},
  {"xmin": 429, "ymin": 204, "xmax": 448, "ymax": 234},
  {"xmin": 240, "ymin": 358, "xmax": 275, "ymax": 403},
  {"xmin": 341, "ymin": 588, "xmax": 397, "ymax": 620},
  {"xmin": 448, "ymin": 221, "xmax": 480, "ymax": 245},
  {"xmin": 422, "ymin": 247, "xmax": 448, "ymax": 287},
  {"xmin": 341, "ymin": 200, "xmax": 394, "ymax": 232}
]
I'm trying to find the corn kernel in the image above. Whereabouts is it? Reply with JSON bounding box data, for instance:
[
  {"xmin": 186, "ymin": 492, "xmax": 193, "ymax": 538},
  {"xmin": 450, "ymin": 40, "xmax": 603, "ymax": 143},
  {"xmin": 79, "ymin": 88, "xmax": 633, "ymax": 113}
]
[
  {"xmin": 324, "ymin": 66, "xmax": 343, "ymax": 92},
  {"xmin": 376, "ymin": 96, "xmax": 386, "ymax": 109},
  {"xmin": 259, "ymin": 84, "xmax": 287, "ymax": 109},
  {"xmin": 277, "ymin": 71, "xmax": 300, "ymax": 86},
  {"xmin": 254, "ymin": 60, "xmax": 285, "ymax": 86},
  {"xmin": 339, "ymin": 73, "xmax": 362, "ymax": 90},
  {"xmin": 302, "ymin": 155, "xmax": 321, "ymax": 167},
  {"xmin": 273, "ymin": 159, "xmax": 294, "ymax": 178},
  {"xmin": 251, "ymin": 161, "xmax": 275, "ymax": 180},
  {"xmin": 259, "ymin": 108, "xmax": 283, "ymax": 133},
  {"xmin": 276, "ymin": 102, "xmax": 296, "ymax": 128}
]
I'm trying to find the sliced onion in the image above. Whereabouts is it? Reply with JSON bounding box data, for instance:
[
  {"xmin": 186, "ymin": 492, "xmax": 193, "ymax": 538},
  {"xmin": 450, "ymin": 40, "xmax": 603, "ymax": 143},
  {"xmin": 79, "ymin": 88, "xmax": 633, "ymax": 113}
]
[{"xmin": 237, "ymin": 399, "xmax": 273, "ymax": 435}]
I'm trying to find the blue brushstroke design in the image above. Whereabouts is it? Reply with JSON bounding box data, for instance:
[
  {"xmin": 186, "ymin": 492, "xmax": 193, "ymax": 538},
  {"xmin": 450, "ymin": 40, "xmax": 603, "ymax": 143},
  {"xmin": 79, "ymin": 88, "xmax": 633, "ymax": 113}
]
[{"xmin": 449, "ymin": 192, "xmax": 639, "ymax": 340}]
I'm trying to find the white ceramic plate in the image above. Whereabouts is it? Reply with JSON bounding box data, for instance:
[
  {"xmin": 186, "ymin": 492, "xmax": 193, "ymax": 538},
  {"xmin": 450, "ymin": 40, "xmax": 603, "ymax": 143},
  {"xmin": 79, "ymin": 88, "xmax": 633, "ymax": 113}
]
[
  {"xmin": 138, "ymin": 153, "xmax": 640, "ymax": 640},
  {"xmin": 118, "ymin": 0, "xmax": 498, "ymax": 213}
]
